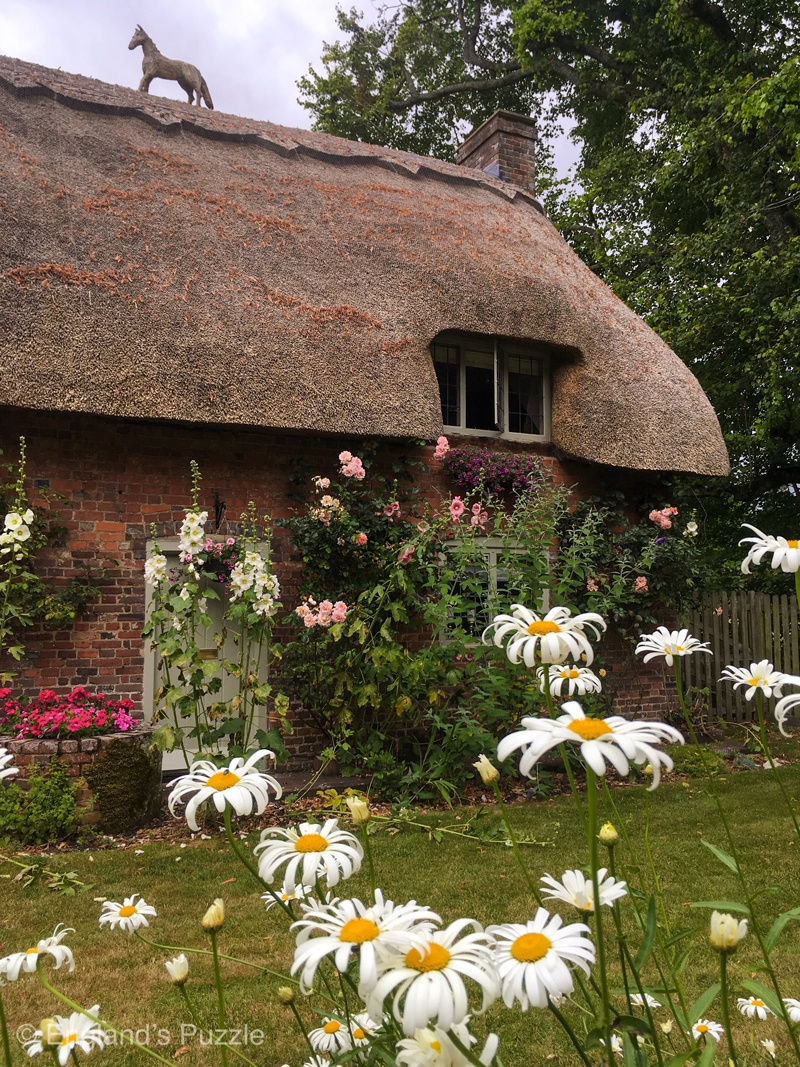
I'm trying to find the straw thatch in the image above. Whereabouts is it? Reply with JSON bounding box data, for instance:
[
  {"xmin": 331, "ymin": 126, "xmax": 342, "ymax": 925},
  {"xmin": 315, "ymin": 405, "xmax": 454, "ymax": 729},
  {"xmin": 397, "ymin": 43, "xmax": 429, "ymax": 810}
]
[{"xmin": 0, "ymin": 55, "xmax": 728, "ymax": 474}]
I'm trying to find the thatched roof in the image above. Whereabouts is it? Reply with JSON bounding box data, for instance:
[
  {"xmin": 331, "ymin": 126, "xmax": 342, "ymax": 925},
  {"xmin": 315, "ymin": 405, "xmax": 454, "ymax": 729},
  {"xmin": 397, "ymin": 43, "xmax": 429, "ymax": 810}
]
[{"xmin": 0, "ymin": 55, "xmax": 728, "ymax": 475}]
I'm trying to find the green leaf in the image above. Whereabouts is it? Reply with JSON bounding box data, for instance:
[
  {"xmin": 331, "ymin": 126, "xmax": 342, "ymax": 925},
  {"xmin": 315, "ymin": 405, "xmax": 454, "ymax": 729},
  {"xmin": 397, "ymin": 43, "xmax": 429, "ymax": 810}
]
[
  {"xmin": 764, "ymin": 906, "xmax": 800, "ymax": 952},
  {"xmin": 634, "ymin": 895, "xmax": 657, "ymax": 971},
  {"xmin": 689, "ymin": 901, "xmax": 750, "ymax": 915},
  {"xmin": 665, "ymin": 1052, "xmax": 696, "ymax": 1067},
  {"xmin": 688, "ymin": 982, "xmax": 721, "ymax": 1024},
  {"xmin": 699, "ymin": 839, "xmax": 739, "ymax": 874},
  {"xmin": 696, "ymin": 1035, "xmax": 717, "ymax": 1067},
  {"xmin": 150, "ymin": 725, "xmax": 176, "ymax": 753},
  {"xmin": 739, "ymin": 979, "xmax": 785, "ymax": 1020}
]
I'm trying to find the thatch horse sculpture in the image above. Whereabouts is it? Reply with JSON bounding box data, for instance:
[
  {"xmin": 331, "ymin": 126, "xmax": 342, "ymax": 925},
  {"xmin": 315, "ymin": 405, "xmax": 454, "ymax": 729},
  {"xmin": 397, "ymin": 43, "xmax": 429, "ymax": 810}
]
[{"xmin": 128, "ymin": 26, "xmax": 214, "ymax": 109}]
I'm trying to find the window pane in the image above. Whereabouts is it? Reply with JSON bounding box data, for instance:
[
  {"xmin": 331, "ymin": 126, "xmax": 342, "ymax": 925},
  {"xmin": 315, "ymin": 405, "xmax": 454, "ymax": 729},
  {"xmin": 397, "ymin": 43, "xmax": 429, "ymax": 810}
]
[
  {"xmin": 464, "ymin": 349, "xmax": 496, "ymax": 430},
  {"xmin": 433, "ymin": 343, "xmax": 460, "ymax": 426},
  {"xmin": 507, "ymin": 354, "xmax": 543, "ymax": 435}
]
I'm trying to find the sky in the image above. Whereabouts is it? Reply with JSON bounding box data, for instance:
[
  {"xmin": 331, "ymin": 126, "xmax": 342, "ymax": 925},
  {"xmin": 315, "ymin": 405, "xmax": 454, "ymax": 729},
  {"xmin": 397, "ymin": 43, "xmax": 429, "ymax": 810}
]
[{"xmin": 0, "ymin": 0, "xmax": 578, "ymax": 172}]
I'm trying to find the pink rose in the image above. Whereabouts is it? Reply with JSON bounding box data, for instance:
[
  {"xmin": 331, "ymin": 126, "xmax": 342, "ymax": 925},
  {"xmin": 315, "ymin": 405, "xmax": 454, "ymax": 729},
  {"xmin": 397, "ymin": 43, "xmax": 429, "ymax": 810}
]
[
  {"xmin": 634, "ymin": 576, "xmax": 648, "ymax": 593},
  {"xmin": 339, "ymin": 451, "xmax": 353, "ymax": 463},
  {"xmin": 355, "ymin": 532, "xmax": 368, "ymax": 545},
  {"xmin": 303, "ymin": 613, "xmax": 317, "ymax": 628},
  {"xmin": 449, "ymin": 497, "xmax": 466, "ymax": 521},
  {"xmin": 586, "ymin": 578, "xmax": 599, "ymax": 592},
  {"xmin": 331, "ymin": 601, "xmax": 348, "ymax": 623},
  {"xmin": 433, "ymin": 435, "xmax": 450, "ymax": 460}
]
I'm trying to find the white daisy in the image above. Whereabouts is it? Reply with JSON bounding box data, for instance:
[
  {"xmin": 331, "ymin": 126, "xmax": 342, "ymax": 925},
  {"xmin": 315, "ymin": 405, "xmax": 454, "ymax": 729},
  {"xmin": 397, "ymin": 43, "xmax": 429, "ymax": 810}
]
[
  {"xmin": 366, "ymin": 918, "xmax": 500, "ymax": 1036},
  {"xmin": 709, "ymin": 910, "xmax": 748, "ymax": 952},
  {"xmin": 630, "ymin": 993, "xmax": 662, "ymax": 1008},
  {"xmin": 691, "ymin": 1019, "xmax": 724, "ymax": 1042},
  {"xmin": 483, "ymin": 604, "xmax": 607, "ymax": 666},
  {"xmin": 537, "ymin": 664, "xmax": 603, "ymax": 697},
  {"xmin": 308, "ymin": 1018, "xmax": 352, "ymax": 1055},
  {"xmin": 540, "ymin": 868, "xmax": 628, "ymax": 912},
  {"xmin": 762, "ymin": 1039, "xmax": 776, "ymax": 1059},
  {"xmin": 291, "ymin": 889, "xmax": 439, "ymax": 993},
  {"xmin": 740, "ymin": 525, "xmax": 800, "ymax": 574},
  {"xmin": 0, "ymin": 925, "xmax": 75, "ymax": 981},
  {"xmin": 773, "ymin": 685, "xmax": 800, "ymax": 737},
  {"xmin": 262, "ymin": 882, "xmax": 314, "ymax": 911},
  {"xmin": 488, "ymin": 907, "xmax": 595, "ymax": 1010},
  {"xmin": 168, "ymin": 749, "xmax": 282, "ymax": 831},
  {"xmin": 255, "ymin": 819, "xmax": 363, "ymax": 891},
  {"xmin": 396, "ymin": 1021, "xmax": 499, "ymax": 1067},
  {"xmin": 348, "ymin": 1012, "xmax": 377, "ymax": 1046},
  {"xmin": 635, "ymin": 626, "xmax": 712, "ymax": 666},
  {"xmin": 784, "ymin": 997, "xmax": 800, "ymax": 1022},
  {"xmin": 600, "ymin": 1034, "xmax": 624, "ymax": 1057},
  {"xmin": 98, "ymin": 894, "xmax": 157, "ymax": 933},
  {"xmin": 738, "ymin": 996, "xmax": 774, "ymax": 1020},
  {"xmin": 0, "ymin": 747, "xmax": 18, "ymax": 782},
  {"xmin": 497, "ymin": 701, "xmax": 683, "ymax": 789},
  {"xmin": 24, "ymin": 1005, "xmax": 106, "ymax": 1065},
  {"xmin": 301, "ymin": 1058, "xmax": 331, "ymax": 1067},
  {"xmin": 720, "ymin": 661, "xmax": 788, "ymax": 701}
]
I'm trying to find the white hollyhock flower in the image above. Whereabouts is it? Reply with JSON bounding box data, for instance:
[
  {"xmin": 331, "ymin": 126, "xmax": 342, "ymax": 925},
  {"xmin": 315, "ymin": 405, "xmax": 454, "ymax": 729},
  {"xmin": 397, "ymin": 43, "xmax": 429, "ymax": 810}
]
[
  {"xmin": 483, "ymin": 604, "xmax": 606, "ymax": 666},
  {"xmin": 737, "ymin": 996, "xmax": 774, "ymax": 1020},
  {"xmin": 635, "ymin": 626, "xmax": 712, "ymax": 666},
  {"xmin": 720, "ymin": 661, "xmax": 789, "ymax": 701},
  {"xmin": 168, "ymin": 750, "xmax": 282, "ymax": 831},
  {"xmin": 497, "ymin": 701, "xmax": 683, "ymax": 789},
  {"xmin": 291, "ymin": 889, "xmax": 439, "ymax": 993},
  {"xmin": 740, "ymin": 524, "xmax": 800, "ymax": 573},
  {"xmin": 0, "ymin": 747, "xmax": 18, "ymax": 782},
  {"xmin": 488, "ymin": 907, "xmax": 595, "ymax": 1010},
  {"xmin": 99, "ymin": 894, "xmax": 157, "ymax": 933},
  {"xmin": 691, "ymin": 1019, "xmax": 723, "ymax": 1042},
  {"xmin": 0, "ymin": 925, "xmax": 75, "ymax": 981},
  {"xmin": 255, "ymin": 819, "xmax": 363, "ymax": 891},
  {"xmin": 540, "ymin": 868, "xmax": 627, "ymax": 912},
  {"xmin": 23, "ymin": 1005, "xmax": 106, "ymax": 1065},
  {"xmin": 537, "ymin": 664, "xmax": 603, "ymax": 697},
  {"xmin": 366, "ymin": 918, "xmax": 500, "ymax": 1036},
  {"xmin": 144, "ymin": 554, "xmax": 168, "ymax": 585}
]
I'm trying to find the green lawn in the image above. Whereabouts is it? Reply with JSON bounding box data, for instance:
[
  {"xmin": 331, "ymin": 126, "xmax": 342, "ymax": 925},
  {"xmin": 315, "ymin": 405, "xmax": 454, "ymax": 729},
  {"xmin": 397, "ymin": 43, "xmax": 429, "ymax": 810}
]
[{"xmin": 2, "ymin": 765, "xmax": 800, "ymax": 1066}]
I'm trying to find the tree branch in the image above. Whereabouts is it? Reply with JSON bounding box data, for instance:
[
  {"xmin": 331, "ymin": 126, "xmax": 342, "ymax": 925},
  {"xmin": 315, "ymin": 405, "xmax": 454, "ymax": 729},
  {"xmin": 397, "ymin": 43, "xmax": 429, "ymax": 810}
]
[
  {"xmin": 679, "ymin": 0, "xmax": 737, "ymax": 45},
  {"xmin": 386, "ymin": 66, "xmax": 537, "ymax": 109}
]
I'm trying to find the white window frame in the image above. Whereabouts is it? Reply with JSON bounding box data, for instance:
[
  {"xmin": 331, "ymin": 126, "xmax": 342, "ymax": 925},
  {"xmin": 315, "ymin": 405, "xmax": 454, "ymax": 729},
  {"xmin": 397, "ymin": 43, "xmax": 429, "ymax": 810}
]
[{"xmin": 432, "ymin": 334, "xmax": 551, "ymax": 443}]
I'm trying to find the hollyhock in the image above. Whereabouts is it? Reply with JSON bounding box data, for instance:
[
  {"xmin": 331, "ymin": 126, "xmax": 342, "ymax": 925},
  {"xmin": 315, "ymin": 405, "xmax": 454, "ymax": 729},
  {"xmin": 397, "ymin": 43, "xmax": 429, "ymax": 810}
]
[{"xmin": 449, "ymin": 497, "xmax": 466, "ymax": 522}]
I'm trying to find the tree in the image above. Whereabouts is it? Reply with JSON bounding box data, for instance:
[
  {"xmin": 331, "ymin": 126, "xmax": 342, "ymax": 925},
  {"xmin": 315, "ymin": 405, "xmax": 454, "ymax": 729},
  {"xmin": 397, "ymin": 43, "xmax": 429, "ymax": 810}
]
[{"xmin": 300, "ymin": 2, "xmax": 800, "ymax": 544}]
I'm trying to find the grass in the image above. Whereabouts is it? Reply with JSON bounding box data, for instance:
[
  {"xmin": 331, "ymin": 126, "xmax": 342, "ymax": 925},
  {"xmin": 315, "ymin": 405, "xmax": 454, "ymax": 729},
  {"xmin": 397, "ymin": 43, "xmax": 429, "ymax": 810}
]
[{"xmin": 2, "ymin": 764, "xmax": 800, "ymax": 1066}]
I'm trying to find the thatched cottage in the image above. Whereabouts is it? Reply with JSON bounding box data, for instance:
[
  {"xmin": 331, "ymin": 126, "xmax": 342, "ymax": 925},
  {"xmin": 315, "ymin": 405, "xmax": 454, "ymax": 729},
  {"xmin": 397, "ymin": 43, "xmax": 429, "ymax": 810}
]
[{"xmin": 0, "ymin": 56, "xmax": 728, "ymax": 759}]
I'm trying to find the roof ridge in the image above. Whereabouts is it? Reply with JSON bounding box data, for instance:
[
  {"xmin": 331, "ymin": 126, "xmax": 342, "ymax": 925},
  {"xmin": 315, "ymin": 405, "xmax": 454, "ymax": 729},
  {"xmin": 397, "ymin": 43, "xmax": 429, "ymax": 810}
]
[{"xmin": 0, "ymin": 53, "xmax": 544, "ymax": 214}]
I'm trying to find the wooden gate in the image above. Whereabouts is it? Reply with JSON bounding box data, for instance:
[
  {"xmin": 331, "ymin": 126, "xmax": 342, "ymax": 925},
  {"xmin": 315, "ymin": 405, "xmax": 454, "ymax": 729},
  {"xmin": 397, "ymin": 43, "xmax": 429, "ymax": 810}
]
[{"xmin": 680, "ymin": 591, "xmax": 800, "ymax": 721}]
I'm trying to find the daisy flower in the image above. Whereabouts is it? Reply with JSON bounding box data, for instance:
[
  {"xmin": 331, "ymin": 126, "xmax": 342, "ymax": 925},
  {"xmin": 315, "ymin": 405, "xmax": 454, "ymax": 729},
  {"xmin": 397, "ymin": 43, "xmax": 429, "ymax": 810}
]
[
  {"xmin": 738, "ymin": 996, "xmax": 774, "ymax": 1020},
  {"xmin": 691, "ymin": 1019, "xmax": 724, "ymax": 1042},
  {"xmin": 497, "ymin": 701, "xmax": 683, "ymax": 789},
  {"xmin": 600, "ymin": 1034, "xmax": 624, "ymax": 1057},
  {"xmin": 262, "ymin": 882, "xmax": 314, "ymax": 911},
  {"xmin": 0, "ymin": 925, "xmax": 75, "ymax": 982},
  {"xmin": 308, "ymin": 1018, "xmax": 352, "ymax": 1055},
  {"xmin": 709, "ymin": 910, "xmax": 748, "ymax": 952},
  {"xmin": 537, "ymin": 664, "xmax": 603, "ymax": 697},
  {"xmin": 483, "ymin": 604, "xmax": 606, "ymax": 666},
  {"xmin": 635, "ymin": 626, "xmax": 712, "ymax": 666},
  {"xmin": 0, "ymin": 747, "xmax": 18, "ymax": 782},
  {"xmin": 366, "ymin": 918, "xmax": 499, "ymax": 1036},
  {"xmin": 396, "ymin": 1021, "xmax": 499, "ymax": 1067},
  {"xmin": 630, "ymin": 993, "xmax": 662, "ymax": 1008},
  {"xmin": 291, "ymin": 889, "xmax": 439, "ymax": 993},
  {"xmin": 24, "ymin": 1005, "xmax": 106, "ymax": 1065},
  {"xmin": 773, "ymin": 685, "xmax": 800, "ymax": 737},
  {"xmin": 168, "ymin": 749, "xmax": 282, "ymax": 832},
  {"xmin": 762, "ymin": 1039, "xmax": 776, "ymax": 1059},
  {"xmin": 255, "ymin": 819, "xmax": 363, "ymax": 891},
  {"xmin": 720, "ymin": 661, "xmax": 788, "ymax": 701},
  {"xmin": 740, "ymin": 525, "xmax": 800, "ymax": 573},
  {"xmin": 488, "ymin": 907, "xmax": 595, "ymax": 1010},
  {"xmin": 349, "ymin": 1012, "xmax": 377, "ymax": 1046},
  {"xmin": 540, "ymin": 868, "xmax": 627, "ymax": 912},
  {"xmin": 784, "ymin": 997, "xmax": 800, "ymax": 1022},
  {"xmin": 302, "ymin": 1058, "xmax": 331, "ymax": 1067},
  {"xmin": 98, "ymin": 894, "xmax": 157, "ymax": 933}
]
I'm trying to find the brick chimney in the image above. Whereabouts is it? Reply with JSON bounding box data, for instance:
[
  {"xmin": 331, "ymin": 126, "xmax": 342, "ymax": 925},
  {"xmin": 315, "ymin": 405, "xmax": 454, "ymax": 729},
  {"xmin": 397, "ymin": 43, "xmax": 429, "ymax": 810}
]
[{"xmin": 455, "ymin": 110, "xmax": 537, "ymax": 195}]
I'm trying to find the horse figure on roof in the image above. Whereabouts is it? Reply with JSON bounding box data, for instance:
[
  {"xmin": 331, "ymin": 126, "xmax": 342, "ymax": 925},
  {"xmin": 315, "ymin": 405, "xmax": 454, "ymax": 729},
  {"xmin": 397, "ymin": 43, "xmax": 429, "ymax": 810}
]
[{"xmin": 128, "ymin": 26, "xmax": 214, "ymax": 109}]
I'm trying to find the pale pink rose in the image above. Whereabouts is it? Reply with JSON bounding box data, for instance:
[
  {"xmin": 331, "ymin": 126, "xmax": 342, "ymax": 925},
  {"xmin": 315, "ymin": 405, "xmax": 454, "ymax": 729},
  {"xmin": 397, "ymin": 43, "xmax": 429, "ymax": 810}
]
[
  {"xmin": 303, "ymin": 613, "xmax": 317, "ymax": 628},
  {"xmin": 331, "ymin": 601, "xmax": 348, "ymax": 623},
  {"xmin": 449, "ymin": 497, "xmax": 466, "ymax": 521},
  {"xmin": 355, "ymin": 532, "xmax": 368, "ymax": 546},
  {"xmin": 339, "ymin": 451, "xmax": 353, "ymax": 463},
  {"xmin": 586, "ymin": 578, "xmax": 599, "ymax": 592},
  {"xmin": 318, "ymin": 599, "xmax": 333, "ymax": 614},
  {"xmin": 433, "ymin": 435, "xmax": 450, "ymax": 460},
  {"xmin": 649, "ymin": 509, "xmax": 672, "ymax": 530},
  {"xmin": 313, "ymin": 476, "xmax": 331, "ymax": 490},
  {"xmin": 295, "ymin": 603, "xmax": 311, "ymax": 618},
  {"xmin": 634, "ymin": 576, "xmax": 648, "ymax": 594},
  {"xmin": 341, "ymin": 456, "xmax": 365, "ymax": 479}
]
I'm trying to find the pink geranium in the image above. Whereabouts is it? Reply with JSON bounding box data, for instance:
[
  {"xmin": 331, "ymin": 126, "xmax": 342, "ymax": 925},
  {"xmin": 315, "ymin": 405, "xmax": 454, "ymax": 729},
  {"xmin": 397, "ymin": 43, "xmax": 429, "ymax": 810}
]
[
  {"xmin": 449, "ymin": 497, "xmax": 466, "ymax": 522},
  {"xmin": 0, "ymin": 686, "xmax": 137, "ymax": 740}
]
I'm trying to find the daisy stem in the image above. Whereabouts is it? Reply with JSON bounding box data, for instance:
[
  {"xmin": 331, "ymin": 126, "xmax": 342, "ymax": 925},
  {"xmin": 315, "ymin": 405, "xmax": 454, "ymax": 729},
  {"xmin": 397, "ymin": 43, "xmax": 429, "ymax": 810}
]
[
  {"xmin": 547, "ymin": 998, "xmax": 594, "ymax": 1067},
  {"xmin": 490, "ymin": 778, "xmax": 543, "ymax": 905},
  {"xmin": 754, "ymin": 690, "xmax": 800, "ymax": 840},
  {"xmin": 208, "ymin": 929, "xmax": 229, "ymax": 1067},
  {"xmin": 539, "ymin": 667, "xmax": 587, "ymax": 832},
  {"xmin": 287, "ymin": 998, "xmax": 319, "ymax": 1065},
  {"xmin": 222, "ymin": 808, "xmax": 293, "ymax": 918},
  {"xmin": 70, "ymin": 1051, "xmax": 81, "ymax": 1066},
  {"xmin": 586, "ymin": 767, "xmax": 613, "ymax": 1066},
  {"xmin": 133, "ymin": 930, "xmax": 301, "ymax": 987},
  {"xmin": 719, "ymin": 952, "xmax": 739, "ymax": 1067},
  {"xmin": 0, "ymin": 989, "xmax": 12, "ymax": 1067}
]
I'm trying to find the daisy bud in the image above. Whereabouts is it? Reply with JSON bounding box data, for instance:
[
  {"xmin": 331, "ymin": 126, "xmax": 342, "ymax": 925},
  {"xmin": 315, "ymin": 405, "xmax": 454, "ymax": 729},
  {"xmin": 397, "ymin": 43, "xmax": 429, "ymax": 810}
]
[
  {"xmin": 473, "ymin": 754, "xmax": 500, "ymax": 785},
  {"xmin": 39, "ymin": 1019, "xmax": 61, "ymax": 1048},
  {"xmin": 660, "ymin": 1020, "xmax": 673, "ymax": 1035},
  {"xmin": 277, "ymin": 986, "xmax": 296, "ymax": 1004},
  {"xmin": 165, "ymin": 953, "xmax": 189, "ymax": 985},
  {"xmin": 346, "ymin": 795, "xmax": 371, "ymax": 824},
  {"xmin": 201, "ymin": 898, "xmax": 225, "ymax": 931},
  {"xmin": 598, "ymin": 821, "xmax": 619, "ymax": 846},
  {"xmin": 709, "ymin": 910, "xmax": 748, "ymax": 953}
]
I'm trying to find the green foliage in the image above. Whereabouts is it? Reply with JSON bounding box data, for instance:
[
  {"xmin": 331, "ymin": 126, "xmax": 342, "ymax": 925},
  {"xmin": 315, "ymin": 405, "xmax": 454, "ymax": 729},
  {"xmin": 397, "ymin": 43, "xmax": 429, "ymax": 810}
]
[
  {"xmin": 0, "ymin": 758, "xmax": 78, "ymax": 845},
  {"xmin": 84, "ymin": 738, "xmax": 162, "ymax": 834}
]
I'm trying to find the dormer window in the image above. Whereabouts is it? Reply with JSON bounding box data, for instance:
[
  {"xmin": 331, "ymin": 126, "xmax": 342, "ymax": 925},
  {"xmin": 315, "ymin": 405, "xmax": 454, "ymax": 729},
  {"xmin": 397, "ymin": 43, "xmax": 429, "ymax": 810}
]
[{"xmin": 432, "ymin": 334, "xmax": 550, "ymax": 441}]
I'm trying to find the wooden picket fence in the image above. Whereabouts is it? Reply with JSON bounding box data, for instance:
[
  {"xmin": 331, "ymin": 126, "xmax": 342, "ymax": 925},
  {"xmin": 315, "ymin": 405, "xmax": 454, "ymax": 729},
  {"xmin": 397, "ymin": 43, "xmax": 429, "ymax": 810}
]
[{"xmin": 680, "ymin": 591, "xmax": 800, "ymax": 721}]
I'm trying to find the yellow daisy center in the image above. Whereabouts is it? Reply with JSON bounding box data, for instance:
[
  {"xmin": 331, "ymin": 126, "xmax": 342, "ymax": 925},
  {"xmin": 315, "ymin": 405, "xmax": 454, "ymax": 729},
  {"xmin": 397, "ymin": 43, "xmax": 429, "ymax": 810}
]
[
  {"xmin": 753, "ymin": 999, "xmax": 764, "ymax": 1007},
  {"xmin": 430, "ymin": 1041, "xmax": 442, "ymax": 1053},
  {"xmin": 26, "ymin": 947, "xmax": 38, "ymax": 955},
  {"xmin": 527, "ymin": 620, "xmax": 561, "ymax": 636},
  {"xmin": 339, "ymin": 918, "xmax": 380, "ymax": 943},
  {"xmin": 118, "ymin": 905, "xmax": 138, "ymax": 917},
  {"xmin": 353, "ymin": 1028, "xmax": 366, "ymax": 1040},
  {"xmin": 566, "ymin": 669, "xmax": 580, "ymax": 678},
  {"xmin": 675, "ymin": 645, "xmax": 685, "ymax": 653},
  {"xmin": 788, "ymin": 540, "xmax": 799, "ymax": 548},
  {"xmin": 205, "ymin": 770, "xmax": 241, "ymax": 791},
  {"xmin": 696, "ymin": 1025, "xmax": 709, "ymax": 1034},
  {"xmin": 405, "ymin": 943, "xmax": 451, "ymax": 972},
  {"xmin": 511, "ymin": 932, "xmax": 552, "ymax": 962},
  {"xmin": 324, "ymin": 1021, "xmax": 341, "ymax": 1034},
  {"xmin": 567, "ymin": 718, "xmax": 613, "ymax": 740},
  {"xmin": 294, "ymin": 833, "xmax": 328, "ymax": 853},
  {"xmin": 747, "ymin": 677, "xmax": 763, "ymax": 687},
  {"xmin": 60, "ymin": 1035, "xmax": 78, "ymax": 1047}
]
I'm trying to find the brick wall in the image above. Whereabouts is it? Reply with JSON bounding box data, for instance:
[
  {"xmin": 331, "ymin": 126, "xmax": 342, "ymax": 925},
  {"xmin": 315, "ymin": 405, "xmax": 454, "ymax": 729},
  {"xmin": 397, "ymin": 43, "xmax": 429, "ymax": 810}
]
[
  {"xmin": 456, "ymin": 111, "xmax": 538, "ymax": 195},
  {"xmin": 1, "ymin": 409, "xmax": 676, "ymax": 764}
]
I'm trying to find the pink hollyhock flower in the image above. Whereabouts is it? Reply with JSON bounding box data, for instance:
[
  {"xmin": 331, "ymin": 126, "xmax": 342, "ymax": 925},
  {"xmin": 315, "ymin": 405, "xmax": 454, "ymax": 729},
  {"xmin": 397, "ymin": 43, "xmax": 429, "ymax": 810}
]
[
  {"xmin": 449, "ymin": 497, "xmax": 466, "ymax": 521},
  {"xmin": 397, "ymin": 544, "xmax": 416, "ymax": 565},
  {"xmin": 226, "ymin": 537, "xmax": 235, "ymax": 546},
  {"xmin": 586, "ymin": 577, "xmax": 599, "ymax": 592},
  {"xmin": 433, "ymin": 435, "xmax": 450, "ymax": 460},
  {"xmin": 384, "ymin": 501, "xmax": 400, "ymax": 520},
  {"xmin": 355, "ymin": 532, "xmax": 368, "ymax": 546},
  {"xmin": 634, "ymin": 576, "xmax": 649, "ymax": 593},
  {"xmin": 470, "ymin": 510, "xmax": 488, "ymax": 530}
]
